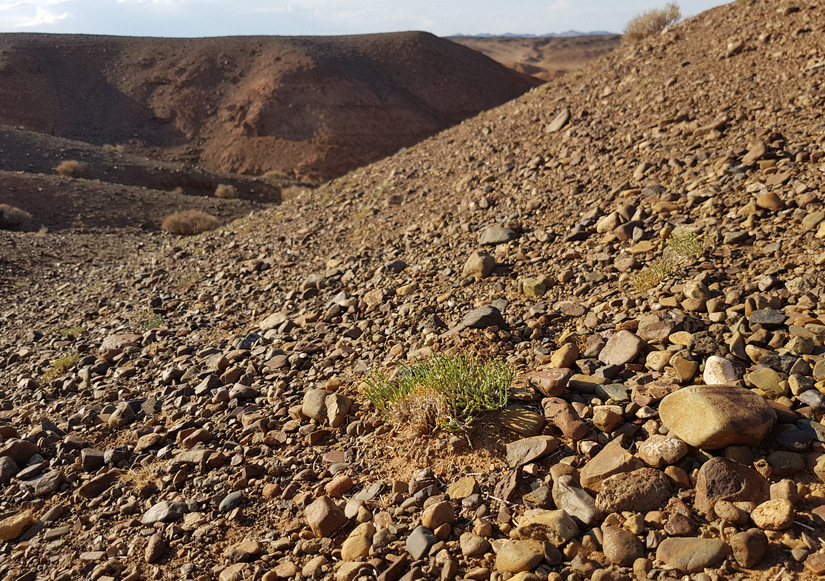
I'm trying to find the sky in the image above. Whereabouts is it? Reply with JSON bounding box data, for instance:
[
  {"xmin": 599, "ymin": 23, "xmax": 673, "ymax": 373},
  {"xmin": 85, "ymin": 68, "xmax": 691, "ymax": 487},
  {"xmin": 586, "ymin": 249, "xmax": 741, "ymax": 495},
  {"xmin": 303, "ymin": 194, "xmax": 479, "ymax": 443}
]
[{"xmin": 0, "ymin": 0, "xmax": 729, "ymax": 37}]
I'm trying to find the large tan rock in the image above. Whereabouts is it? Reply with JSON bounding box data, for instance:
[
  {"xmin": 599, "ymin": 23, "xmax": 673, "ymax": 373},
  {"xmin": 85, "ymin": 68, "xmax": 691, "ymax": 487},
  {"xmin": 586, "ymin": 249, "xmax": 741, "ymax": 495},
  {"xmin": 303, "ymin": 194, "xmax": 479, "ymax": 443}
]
[
  {"xmin": 305, "ymin": 496, "xmax": 346, "ymax": 538},
  {"xmin": 659, "ymin": 385, "xmax": 775, "ymax": 449},
  {"xmin": 656, "ymin": 538, "xmax": 730, "ymax": 573},
  {"xmin": 0, "ymin": 510, "xmax": 35, "ymax": 541},
  {"xmin": 340, "ymin": 522, "xmax": 375, "ymax": 561},
  {"xmin": 510, "ymin": 510, "xmax": 578, "ymax": 546}
]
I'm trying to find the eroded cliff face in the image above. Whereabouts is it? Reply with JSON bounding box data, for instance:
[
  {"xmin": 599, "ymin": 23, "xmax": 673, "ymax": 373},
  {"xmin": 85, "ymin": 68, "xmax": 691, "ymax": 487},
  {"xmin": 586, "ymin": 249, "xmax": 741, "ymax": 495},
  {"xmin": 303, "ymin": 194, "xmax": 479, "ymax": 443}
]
[{"xmin": 0, "ymin": 32, "xmax": 541, "ymax": 181}]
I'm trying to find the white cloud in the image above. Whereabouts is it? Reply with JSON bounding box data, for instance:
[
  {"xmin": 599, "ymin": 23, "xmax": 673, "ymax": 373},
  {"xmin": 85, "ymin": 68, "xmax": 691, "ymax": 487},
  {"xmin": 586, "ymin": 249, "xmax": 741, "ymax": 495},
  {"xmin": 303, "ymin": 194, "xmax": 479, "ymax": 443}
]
[{"xmin": 0, "ymin": 2, "xmax": 69, "ymax": 29}]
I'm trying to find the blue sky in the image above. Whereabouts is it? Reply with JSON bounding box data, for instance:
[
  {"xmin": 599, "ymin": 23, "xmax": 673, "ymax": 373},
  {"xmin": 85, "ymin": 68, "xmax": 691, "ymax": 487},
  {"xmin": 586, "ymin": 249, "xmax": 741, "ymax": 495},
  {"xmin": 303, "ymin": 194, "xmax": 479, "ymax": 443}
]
[{"xmin": 0, "ymin": 0, "xmax": 728, "ymax": 37}]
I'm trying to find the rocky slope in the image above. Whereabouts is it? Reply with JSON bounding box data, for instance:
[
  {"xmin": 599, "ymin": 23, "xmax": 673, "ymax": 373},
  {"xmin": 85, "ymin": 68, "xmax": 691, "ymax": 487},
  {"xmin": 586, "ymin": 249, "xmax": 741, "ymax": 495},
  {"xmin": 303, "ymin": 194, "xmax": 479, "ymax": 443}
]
[
  {"xmin": 3, "ymin": 1, "xmax": 825, "ymax": 581},
  {"xmin": 0, "ymin": 32, "xmax": 540, "ymax": 181}
]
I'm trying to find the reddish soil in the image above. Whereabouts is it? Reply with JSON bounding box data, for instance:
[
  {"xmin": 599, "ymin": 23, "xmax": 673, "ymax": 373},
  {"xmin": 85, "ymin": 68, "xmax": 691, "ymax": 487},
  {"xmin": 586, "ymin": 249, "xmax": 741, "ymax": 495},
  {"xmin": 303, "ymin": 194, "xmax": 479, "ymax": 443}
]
[{"xmin": 0, "ymin": 31, "xmax": 541, "ymax": 181}]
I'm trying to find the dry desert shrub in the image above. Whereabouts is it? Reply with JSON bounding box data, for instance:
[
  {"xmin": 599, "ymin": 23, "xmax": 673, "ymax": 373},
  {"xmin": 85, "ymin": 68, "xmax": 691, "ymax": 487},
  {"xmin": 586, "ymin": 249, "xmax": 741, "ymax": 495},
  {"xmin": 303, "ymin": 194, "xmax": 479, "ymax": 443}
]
[
  {"xmin": 624, "ymin": 2, "xmax": 681, "ymax": 44},
  {"xmin": 0, "ymin": 204, "xmax": 32, "ymax": 230},
  {"xmin": 161, "ymin": 210, "xmax": 220, "ymax": 235},
  {"xmin": 214, "ymin": 183, "xmax": 239, "ymax": 199},
  {"xmin": 54, "ymin": 159, "xmax": 88, "ymax": 178}
]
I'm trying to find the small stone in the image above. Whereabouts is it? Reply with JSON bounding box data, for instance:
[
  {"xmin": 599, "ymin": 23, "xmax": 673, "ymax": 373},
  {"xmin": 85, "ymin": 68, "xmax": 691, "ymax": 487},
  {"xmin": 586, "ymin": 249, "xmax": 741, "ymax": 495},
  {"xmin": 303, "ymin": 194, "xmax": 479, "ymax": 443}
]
[
  {"xmin": 510, "ymin": 510, "xmax": 578, "ymax": 546},
  {"xmin": 421, "ymin": 501, "xmax": 455, "ymax": 530},
  {"xmin": 521, "ymin": 278, "xmax": 546, "ymax": 297},
  {"xmin": 495, "ymin": 539, "xmax": 545, "ymax": 573},
  {"xmin": 463, "ymin": 251, "xmax": 496, "ymax": 279},
  {"xmin": 528, "ymin": 368, "xmax": 572, "ymax": 397},
  {"xmin": 749, "ymin": 369, "xmax": 789, "ymax": 398},
  {"xmin": 107, "ymin": 402, "xmax": 136, "ymax": 428},
  {"xmin": 601, "ymin": 526, "xmax": 644, "ymax": 566},
  {"xmin": 730, "ymin": 529, "xmax": 768, "ymax": 568},
  {"xmin": 551, "ymin": 344, "xmax": 579, "ymax": 369},
  {"xmin": 479, "ymin": 225, "xmax": 517, "ymax": 246},
  {"xmin": 407, "ymin": 526, "xmax": 438, "ymax": 560},
  {"xmin": 219, "ymin": 491, "xmax": 245, "ymax": 512},
  {"xmin": 703, "ymin": 356, "xmax": 740, "ymax": 385},
  {"xmin": 596, "ymin": 468, "xmax": 673, "ymax": 513},
  {"xmin": 805, "ymin": 552, "xmax": 825, "ymax": 575},
  {"xmin": 592, "ymin": 406, "xmax": 624, "ymax": 433},
  {"xmin": 219, "ymin": 563, "xmax": 248, "ymax": 581},
  {"xmin": 341, "ymin": 522, "xmax": 375, "ymax": 561},
  {"xmin": 302, "ymin": 389, "xmax": 331, "ymax": 421},
  {"xmin": 748, "ymin": 309, "xmax": 786, "ymax": 329},
  {"xmin": 756, "ymin": 192, "xmax": 784, "ymax": 211},
  {"xmin": 305, "ymin": 496, "xmax": 346, "ymax": 538},
  {"xmin": 750, "ymin": 499, "xmax": 794, "ymax": 530},
  {"xmin": 523, "ymin": 486, "xmax": 554, "ymax": 510},
  {"xmin": 598, "ymin": 330, "xmax": 645, "ymax": 366},
  {"xmin": 462, "ymin": 305, "xmax": 506, "ymax": 329},
  {"xmin": 579, "ymin": 437, "xmax": 642, "ymax": 492},
  {"xmin": 545, "ymin": 108, "xmax": 570, "ymax": 133},
  {"xmin": 656, "ymin": 538, "xmax": 730, "ymax": 573},
  {"xmin": 325, "ymin": 474, "xmax": 355, "ymax": 497},
  {"xmin": 552, "ymin": 475, "xmax": 601, "ymax": 527},
  {"xmin": 637, "ymin": 435, "xmax": 688, "ymax": 467},
  {"xmin": 446, "ymin": 476, "xmax": 479, "ymax": 500},
  {"xmin": 506, "ymin": 435, "xmax": 558, "ymax": 468},
  {"xmin": 325, "ymin": 393, "xmax": 351, "ymax": 428},
  {"xmin": 145, "ymin": 533, "xmax": 167, "ymax": 564},
  {"xmin": 694, "ymin": 458, "xmax": 769, "ymax": 517},
  {"xmin": 659, "ymin": 385, "xmax": 776, "ymax": 449},
  {"xmin": 0, "ymin": 456, "xmax": 18, "ymax": 483},
  {"xmin": 142, "ymin": 502, "xmax": 187, "ymax": 525},
  {"xmin": 460, "ymin": 532, "xmax": 491, "ymax": 557}
]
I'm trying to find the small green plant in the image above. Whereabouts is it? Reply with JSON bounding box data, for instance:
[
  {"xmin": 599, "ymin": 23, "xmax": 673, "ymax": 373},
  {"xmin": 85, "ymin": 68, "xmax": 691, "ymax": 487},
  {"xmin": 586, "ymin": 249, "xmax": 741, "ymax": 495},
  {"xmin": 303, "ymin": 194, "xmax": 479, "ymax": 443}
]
[
  {"xmin": 630, "ymin": 259, "xmax": 675, "ymax": 292},
  {"xmin": 631, "ymin": 231, "xmax": 706, "ymax": 292},
  {"xmin": 58, "ymin": 326, "xmax": 83, "ymax": 338},
  {"xmin": 623, "ymin": 1, "xmax": 681, "ymax": 44},
  {"xmin": 133, "ymin": 309, "xmax": 164, "ymax": 331},
  {"xmin": 664, "ymin": 231, "xmax": 703, "ymax": 259},
  {"xmin": 362, "ymin": 354, "xmax": 512, "ymax": 433},
  {"xmin": 43, "ymin": 353, "xmax": 80, "ymax": 381}
]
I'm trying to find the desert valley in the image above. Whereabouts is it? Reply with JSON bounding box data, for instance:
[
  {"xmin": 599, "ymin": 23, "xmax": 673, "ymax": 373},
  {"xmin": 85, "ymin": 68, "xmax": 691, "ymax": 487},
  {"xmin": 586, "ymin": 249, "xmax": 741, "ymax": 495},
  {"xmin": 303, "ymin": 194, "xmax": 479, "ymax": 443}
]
[{"xmin": 2, "ymin": 1, "xmax": 825, "ymax": 581}]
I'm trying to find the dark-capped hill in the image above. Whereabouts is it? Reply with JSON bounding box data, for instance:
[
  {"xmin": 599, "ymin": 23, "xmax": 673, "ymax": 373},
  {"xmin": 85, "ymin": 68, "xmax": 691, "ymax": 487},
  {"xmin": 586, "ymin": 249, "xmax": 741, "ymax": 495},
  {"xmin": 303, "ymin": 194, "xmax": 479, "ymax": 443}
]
[{"xmin": 0, "ymin": 31, "xmax": 541, "ymax": 181}]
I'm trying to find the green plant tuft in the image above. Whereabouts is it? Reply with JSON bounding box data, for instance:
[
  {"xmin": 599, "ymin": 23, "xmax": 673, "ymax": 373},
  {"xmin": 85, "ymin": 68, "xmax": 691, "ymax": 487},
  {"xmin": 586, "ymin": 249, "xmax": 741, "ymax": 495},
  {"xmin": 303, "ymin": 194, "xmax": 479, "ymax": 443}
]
[
  {"xmin": 664, "ymin": 231, "xmax": 703, "ymax": 259},
  {"xmin": 43, "ymin": 353, "xmax": 80, "ymax": 381},
  {"xmin": 58, "ymin": 326, "xmax": 83, "ymax": 338},
  {"xmin": 133, "ymin": 309, "xmax": 164, "ymax": 331},
  {"xmin": 629, "ymin": 258, "xmax": 675, "ymax": 292},
  {"xmin": 361, "ymin": 353, "xmax": 512, "ymax": 433}
]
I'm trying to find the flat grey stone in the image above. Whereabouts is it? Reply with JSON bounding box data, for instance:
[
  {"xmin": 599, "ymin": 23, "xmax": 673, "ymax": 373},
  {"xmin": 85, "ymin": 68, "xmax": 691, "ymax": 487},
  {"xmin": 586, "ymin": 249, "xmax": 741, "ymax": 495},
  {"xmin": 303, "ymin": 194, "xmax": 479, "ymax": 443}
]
[
  {"xmin": 406, "ymin": 525, "xmax": 437, "ymax": 560},
  {"xmin": 478, "ymin": 225, "xmax": 517, "ymax": 246}
]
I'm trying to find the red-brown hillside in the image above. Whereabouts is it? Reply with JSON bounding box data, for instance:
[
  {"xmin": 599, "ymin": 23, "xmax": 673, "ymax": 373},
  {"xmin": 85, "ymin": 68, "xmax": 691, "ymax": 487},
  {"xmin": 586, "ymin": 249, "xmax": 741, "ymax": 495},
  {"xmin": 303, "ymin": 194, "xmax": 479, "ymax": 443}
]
[{"xmin": 0, "ymin": 31, "xmax": 541, "ymax": 181}]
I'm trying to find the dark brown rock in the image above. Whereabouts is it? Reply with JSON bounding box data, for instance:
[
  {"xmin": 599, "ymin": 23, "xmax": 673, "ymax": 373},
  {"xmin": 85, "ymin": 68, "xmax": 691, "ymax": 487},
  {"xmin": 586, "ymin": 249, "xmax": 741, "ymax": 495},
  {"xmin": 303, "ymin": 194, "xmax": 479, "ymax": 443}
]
[{"xmin": 694, "ymin": 458, "xmax": 769, "ymax": 517}]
